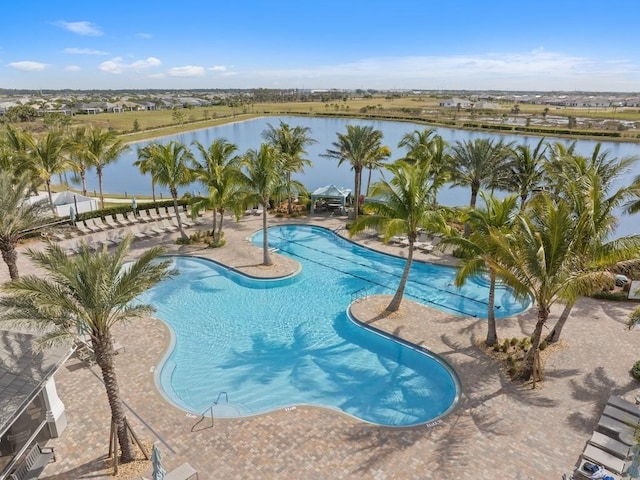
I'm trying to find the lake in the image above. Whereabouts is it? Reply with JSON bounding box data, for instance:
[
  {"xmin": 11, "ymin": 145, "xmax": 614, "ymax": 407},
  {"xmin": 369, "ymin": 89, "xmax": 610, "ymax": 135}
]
[{"xmin": 75, "ymin": 115, "xmax": 640, "ymax": 237}]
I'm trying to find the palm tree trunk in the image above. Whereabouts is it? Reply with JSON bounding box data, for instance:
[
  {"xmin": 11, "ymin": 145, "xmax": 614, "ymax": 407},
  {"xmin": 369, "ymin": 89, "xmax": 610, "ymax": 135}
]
[
  {"xmin": 354, "ymin": 167, "xmax": 362, "ymax": 221},
  {"xmin": 216, "ymin": 208, "xmax": 225, "ymax": 242},
  {"xmin": 171, "ymin": 189, "xmax": 187, "ymax": 240},
  {"xmin": 46, "ymin": 180, "xmax": 56, "ymax": 215},
  {"xmin": 97, "ymin": 165, "xmax": 105, "ymax": 210},
  {"xmin": 464, "ymin": 185, "xmax": 479, "ymax": 238},
  {"xmin": 545, "ymin": 302, "xmax": 574, "ymax": 344},
  {"xmin": 81, "ymin": 170, "xmax": 87, "ymax": 196},
  {"xmin": 211, "ymin": 209, "xmax": 217, "ymax": 238},
  {"xmin": 1, "ymin": 243, "xmax": 19, "ymax": 280},
  {"xmin": 93, "ymin": 336, "xmax": 135, "ymax": 463},
  {"xmin": 262, "ymin": 201, "xmax": 272, "ymax": 266},
  {"xmin": 287, "ymin": 173, "xmax": 293, "ymax": 215},
  {"xmin": 386, "ymin": 240, "xmax": 414, "ymax": 312},
  {"xmin": 520, "ymin": 305, "xmax": 549, "ymax": 384},
  {"xmin": 366, "ymin": 167, "xmax": 373, "ymax": 196},
  {"xmin": 486, "ymin": 270, "xmax": 498, "ymax": 346},
  {"xmin": 151, "ymin": 181, "xmax": 156, "ymax": 203}
]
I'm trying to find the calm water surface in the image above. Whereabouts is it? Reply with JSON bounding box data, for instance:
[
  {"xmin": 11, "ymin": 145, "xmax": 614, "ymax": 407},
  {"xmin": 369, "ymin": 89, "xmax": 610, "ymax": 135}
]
[{"xmin": 78, "ymin": 116, "xmax": 640, "ymax": 237}]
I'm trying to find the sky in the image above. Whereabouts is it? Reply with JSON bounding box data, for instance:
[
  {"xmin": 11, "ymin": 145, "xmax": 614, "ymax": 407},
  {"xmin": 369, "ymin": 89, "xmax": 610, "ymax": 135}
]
[{"xmin": 1, "ymin": 0, "xmax": 639, "ymax": 92}]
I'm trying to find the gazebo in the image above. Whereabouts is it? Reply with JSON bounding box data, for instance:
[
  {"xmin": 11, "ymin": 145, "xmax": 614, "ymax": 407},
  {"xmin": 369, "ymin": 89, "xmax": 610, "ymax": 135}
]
[{"xmin": 310, "ymin": 185, "xmax": 351, "ymax": 215}]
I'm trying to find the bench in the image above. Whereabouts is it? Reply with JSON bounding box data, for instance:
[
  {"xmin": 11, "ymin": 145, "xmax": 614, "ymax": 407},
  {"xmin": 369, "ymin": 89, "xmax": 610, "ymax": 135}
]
[
  {"xmin": 164, "ymin": 462, "xmax": 198, "ymax": 480},
  {"xmin": 588, "ymin": 431, "xmax": 631, "ymax": 459},
  {"xmin": 9, "ymin": 443, "xmax": 55, "ymax": 480}
]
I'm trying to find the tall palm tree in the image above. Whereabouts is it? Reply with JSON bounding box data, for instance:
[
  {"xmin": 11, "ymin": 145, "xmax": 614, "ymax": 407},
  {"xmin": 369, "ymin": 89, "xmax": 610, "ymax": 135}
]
[
  {"xmin": 262, "ymin": 121, "xmax": 316, "ymax": 214},
  {"xmin": 138, "ymin": 141, "xmax": 194, "ymax": 240},
  {"xmin": 135, "ymin": 144, "xmax": 160, "ymax": 202},
  {"xmin": 0, "ymin": 237, "xmax": 175, "ymax": 463},
  {"xmin": 505, "ymin": 138, "xmax": 547, "ymax": 209},
  {"xmin": 440, "ymin": 193, "xmax": 519, "ymax": 346},
  {"xmin": 348, "ymin": 160, "xmax": 446, "ymax": 312},
  {"xmin": 543, "ymin": 145, "xmax": 640, "ymax": 343},
  {"xmin": 398, "ymin": 128, "xmax": 450, "ymax": 205},
  {"xmin": 449, "ymin": 138, "xmax": 513, "ymax": 209},
  {"xmin": 82, "ymin": 127, "xmax": 130, "ymax": 209},
  {"xmin": 23, "ymin": 129, "xmax": 69, "ymax": 214},
  {"xmin": 322, "ymin": 125, "xmax": 385, "ymax": 221},
  {"xmin": 191, "ymin": 138, "xmax": 243, "ymax": 241},
  {"xmin": 67, "ymin": 127, "xmax": 90, "ymax": 196},
  {"xmin": 483, "ymin": 194, "xmax": 610, "ymax": 383},
  {"xmin": 0, "ymin": 171, "xmax": 51, "ymax": 279},
  {"xmin": 240, "ymin": 143, "xmax": 281, "ymax": 266},
  {"xmin": 364, "ymin": 145, "xmax": 391, "ymax": 196},
  {"xmin": 1, "ymin": 125, "xmax": 32, "ymax": 180}
]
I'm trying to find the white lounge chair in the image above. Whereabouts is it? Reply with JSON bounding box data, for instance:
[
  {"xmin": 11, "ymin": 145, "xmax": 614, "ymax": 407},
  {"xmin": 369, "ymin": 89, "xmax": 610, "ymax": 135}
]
[
  {"xmin": 588, "ymin": 431, "xmax": 631, "ymax": 459},
  {"xmin": 582, "ymin": 444, "xmax": 627, "ymax": 475},
  {"xmin": 607, "ymin": 396, "xmax": 640, "ymax": 417}
]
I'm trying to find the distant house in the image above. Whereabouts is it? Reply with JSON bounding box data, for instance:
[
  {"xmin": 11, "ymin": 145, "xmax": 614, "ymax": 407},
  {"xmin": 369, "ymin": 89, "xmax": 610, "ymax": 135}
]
[
  {"xmin": 439, "ymin": 98, "xmax": 473, "ymax": 109},
  {"xmin": 136, "ymin": 101, "xmax": 157, "ymax": 111},
  {"xmin": 0, "ymin": 330, "xmax": 71, "ymax": 477}
]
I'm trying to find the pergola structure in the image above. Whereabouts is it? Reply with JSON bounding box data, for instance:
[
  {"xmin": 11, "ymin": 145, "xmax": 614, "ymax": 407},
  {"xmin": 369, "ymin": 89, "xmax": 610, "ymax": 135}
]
[{"xmin": 310, "ymin": 185, "xmax": 351, "ymax": 215}]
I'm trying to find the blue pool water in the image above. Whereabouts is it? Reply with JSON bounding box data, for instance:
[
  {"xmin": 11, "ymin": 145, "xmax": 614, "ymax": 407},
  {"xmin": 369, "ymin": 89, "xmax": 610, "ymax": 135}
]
[{"xmin": 143, "ymin": 225, "xmax": 529, "ymax": 426}]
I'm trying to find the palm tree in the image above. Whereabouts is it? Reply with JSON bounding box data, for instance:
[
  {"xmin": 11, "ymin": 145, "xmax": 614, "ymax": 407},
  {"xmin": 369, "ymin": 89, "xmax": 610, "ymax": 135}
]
[
  {"xmin": 82, "ymin": 127, "xmax": 130, "ymax": 209},
  {"xmin": 322, "ymin": 125, "xmax": 385, "ymax": 221},
  {"xmin": 440, "ymin": 193, "xmax": 519, "ymax": 346},
  {"xmin": 0, "ymin": 171, "xmax": 51, "ymax": 279},
  {"xmin": 348, "ymin": 160, "xmax": 446, "ymax": 312},
  {"xmin": 0, "ymin": 237, "xmax": 175, "ymax": 463},
  {"xmin": 364, "ymin": 145, "xmax": 391, "ymax": 196},
  {"xmin": 398, "ymin": 128, "xmax": 450, "ymax": 205},
  {"xmin": 262, "ymin": 121, "xmax": 316, "ymax": 214},
  {"xmin": 240, "ymin": 143, "xmax": 281, "ymax": 266},
  {"xmin": 449, "ymin": 138, "xmax": 513, "ymax": 209},
  {"xmin": 67, "ymin": 127, "xmax": 90, "ymax": 196},
  {"xmin": 505, "ymin": 138, "xmax": 547, "ymax": 209},
  {"xmin": 543, "ymin": 145, "xmax": 640, "ymax": 344},
  {"xmin": 135, "ymin": 144, "xmax": 160, "ymax": 202},
  {"xmin": 138, "ymin": 141, "xmax": 194, "ymax": 240},
  {"xmin": 23, "ymin": 129, "xmax": 69, "ymax": 214},
  {"xmin": 191, "ymin": 138, "xmax": 243, "ymax": 241},
  {"xmin": 483, "ymin": 194, "xmax": 610, "ymax": 383}
]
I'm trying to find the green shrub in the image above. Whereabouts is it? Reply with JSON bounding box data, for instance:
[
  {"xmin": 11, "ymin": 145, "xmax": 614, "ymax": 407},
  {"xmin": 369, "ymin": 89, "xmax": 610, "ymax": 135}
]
[
  {"xmin": 501, "ymin": 339, "xmax": 510, "ymax": 353},
  {"xmin": 510, "ymin": 337, "xmax": 518, "ymax": 346},
  {"xmin": 632, "ymin": 360, "xmax": 640, "ymax": 382},
  {"xmin": 591, "ymin": 290, "xmax": 631, "ymax": 301},
  {"xmin": 539, "ymin": 340, "xmax": 548, "ymax": 351},
  {"xmin": 493, "ymin": 343, "xmax": 501, "ymax": 352},
  {"xmin": 507, "ymin": 366, "xmax": 518, "ymax": 378}
]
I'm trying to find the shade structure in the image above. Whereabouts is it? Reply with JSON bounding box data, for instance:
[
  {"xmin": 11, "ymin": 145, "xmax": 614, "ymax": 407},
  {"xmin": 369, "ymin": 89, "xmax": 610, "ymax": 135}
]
[
  {"xmin": 310, "ymin": 184, "xmax": 351, "ymax": 214},
  {"xmin": 131, "ymin": 196, "xmax": 137, "ymax": 213},
  {"xmin": 151, "ymin": 444, "xmax": 165, "ymax": 480}
]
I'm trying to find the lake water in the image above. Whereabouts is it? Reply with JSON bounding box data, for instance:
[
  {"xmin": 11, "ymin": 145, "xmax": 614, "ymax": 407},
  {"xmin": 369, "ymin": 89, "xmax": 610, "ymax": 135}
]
[{"xmin": 76, "ymin": 116, "xmax": 640, "ymax": 237}]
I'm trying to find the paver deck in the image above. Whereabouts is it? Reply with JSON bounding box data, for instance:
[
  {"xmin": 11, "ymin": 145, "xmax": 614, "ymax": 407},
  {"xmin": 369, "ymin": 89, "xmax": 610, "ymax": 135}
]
[{"xmin": 2, "ymin": 212, "xmax": 638, "ymax": 479}]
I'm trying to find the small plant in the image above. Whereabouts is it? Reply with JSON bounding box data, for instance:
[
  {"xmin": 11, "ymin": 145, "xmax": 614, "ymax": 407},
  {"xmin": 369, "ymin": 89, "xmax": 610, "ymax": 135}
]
[
  {"xmin": 506, "ymin": 355, "xmax": 516, "ymax": 366},
  {"xmin": 175, "ymin": 237, "xmax": 192, "ymax": 245},
  {"xmin": 632, "ymin": 360, "xmax": 640, "ymax": 382},
  {"xmin": 502, "ymin": 338, "xmax": 510, "ymax": 353},
  {"xmin": 519, "ymin": 337, "xmax": 530, "ymax": 349},
  {"xmin": 507, "ymin": 366, "xmax": 518, "ymax": 378},
  {"xmin": 208, "ymin": 238, "xmax": 226, "ymax": 248},
  {"xmin": 510, "ymin": 337, "xmax": 518, "ymax": 346},
  {"xmin": 539, "ymin": 340, "xmax": 548, "ymax": 351},
  {"xmin": 493, "ymin": 343, "xmax": 501, "ymax": 352}
]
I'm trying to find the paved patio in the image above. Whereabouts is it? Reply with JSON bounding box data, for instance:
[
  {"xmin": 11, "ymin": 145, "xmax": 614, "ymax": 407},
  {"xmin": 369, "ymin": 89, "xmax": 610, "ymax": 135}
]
[{"xmin": 3, "ymin": 212, "xmax": 639, "ymax": 479}]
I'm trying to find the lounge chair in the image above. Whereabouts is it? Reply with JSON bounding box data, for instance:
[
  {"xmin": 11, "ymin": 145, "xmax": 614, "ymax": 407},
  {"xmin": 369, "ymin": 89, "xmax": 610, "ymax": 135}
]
[
  {"xmin": 130, "ymin": 224, "xmax": 153, "ymax": 240},
  {"xmin": 115, "ymin": 213, "xmax": 136, "ymax": 227},
  {"xmin": 581, "ymin": 444, "xmax": 627, "ymax": 475},
  {"xmin": 607, "ymin": 395, "xmax": 640, "ymax": 417},
  {"xmin": 588, "ymin": 431, "xmax": 631, "ymax": 459},
  {"xmin": 137, "ymin": 209, "xmax": 154, "ymax": 223},
  {"xmin": 103, "ymin": 215, "xmax": 121, "ymax": 229},
  {"xmin": 161, "ymin": 219, "xmax": 179, "ymax": 232},
  {"xmin": 574, "ymin": 458, "xmax": 620, "ymax": 480},
  {"xmin": 163, "ymin": 462, "xmax": 198, "ymax": 480},
  {"xmin": 601, "ymin": 405, "xmax": 640, "ymax": 426},
  {"xmin": 597, "ymin": 415, "xmax": 638, "ymax": 445}
]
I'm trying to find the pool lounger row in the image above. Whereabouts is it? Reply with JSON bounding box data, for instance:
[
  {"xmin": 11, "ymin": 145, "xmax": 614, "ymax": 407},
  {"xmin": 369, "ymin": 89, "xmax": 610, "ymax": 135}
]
[{"xmin": 573, "ymin": 395, "xmax": 640, "ymax": 479}]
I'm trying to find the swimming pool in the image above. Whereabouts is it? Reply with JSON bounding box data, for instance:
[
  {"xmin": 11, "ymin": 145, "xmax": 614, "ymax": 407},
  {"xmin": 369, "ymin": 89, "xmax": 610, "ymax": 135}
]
[{"xmin": 143, "ymin": 225, "xmax": 528, "ymax": 426}]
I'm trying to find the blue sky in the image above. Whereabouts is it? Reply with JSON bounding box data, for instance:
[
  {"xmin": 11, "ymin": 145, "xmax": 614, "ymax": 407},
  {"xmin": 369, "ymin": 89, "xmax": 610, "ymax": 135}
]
[{"xmin": 1, "ymin": 0, "xmax": 639, "ymax": 92}]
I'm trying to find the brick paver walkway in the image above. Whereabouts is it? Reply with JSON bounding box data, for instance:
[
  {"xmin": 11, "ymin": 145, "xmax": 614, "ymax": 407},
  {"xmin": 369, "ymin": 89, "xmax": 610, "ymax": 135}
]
[{"xmin": 3, "ymin": 212, "xmax": 637, "ymax": 480}]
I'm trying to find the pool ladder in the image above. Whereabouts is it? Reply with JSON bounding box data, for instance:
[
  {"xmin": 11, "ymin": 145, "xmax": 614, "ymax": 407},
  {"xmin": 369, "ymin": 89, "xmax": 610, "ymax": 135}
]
[{"xmin": 190, "ymin": 391, "xmax": 228, "ymax": 432}]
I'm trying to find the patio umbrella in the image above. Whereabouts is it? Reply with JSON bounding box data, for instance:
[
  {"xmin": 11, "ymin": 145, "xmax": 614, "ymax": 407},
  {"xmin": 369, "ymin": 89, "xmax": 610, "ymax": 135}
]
[
  {"xmin": 628, "ymin": 444, "xmax": 640, "ymax": 478},
  {"xmin": 131, "ymin": 196, "xmax": 138, "ymax": 214},
  {"xmin": 69, "ymin": 206, "xmax": 76, "ymax": 226},
  {"xmin": 151, "ymin": 444, "xmax": 165, "ymax": 480}
]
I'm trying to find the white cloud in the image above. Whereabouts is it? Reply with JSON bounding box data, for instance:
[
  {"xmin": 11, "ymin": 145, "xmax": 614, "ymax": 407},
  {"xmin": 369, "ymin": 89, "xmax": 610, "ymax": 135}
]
[
  {"xmin": 7, "ymin": 61, "xmax": 49, "ymax": 71},
  {"xmin": 247, "ymin": 50, "xmax": 640, "ymax": 91},
  {"xmin": 65, "ymin": 65, "xmax": 81, "ymax": 72},
  {"xmin": 99, "ymin": 56, "xmax": 162, "ymax": 74},
  {"xmin": 167, "ymin": 66, "xmax": 205, "ymax": 77},
  {"xmin": 56, "ymin": 21, "xmax": 102, "ymax": 36},
  {"xmin": 209, "ymin": 65, "xmax": 227, "ymax": 72},
  {"xmin": 64, "ymin": 47, "xmax": 109, "ymax": 56},
  {"xmin": 137, "ymin": 33, "xmax": 152, "ymax": 39},
  {"xmin": 149, "ymin": 73, "xmax": 166, "ymax": 79}
]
